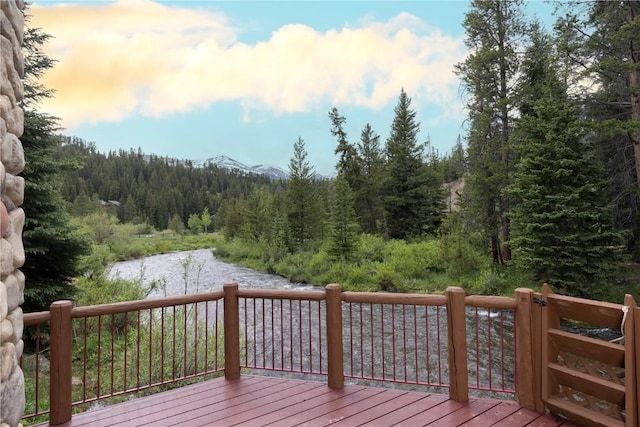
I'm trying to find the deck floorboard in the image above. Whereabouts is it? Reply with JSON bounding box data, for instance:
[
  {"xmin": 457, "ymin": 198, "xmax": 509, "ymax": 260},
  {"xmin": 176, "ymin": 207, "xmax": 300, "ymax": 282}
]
[{"xmin": 37, "ymin": 375, "xmax": 584, "ymax": 426}]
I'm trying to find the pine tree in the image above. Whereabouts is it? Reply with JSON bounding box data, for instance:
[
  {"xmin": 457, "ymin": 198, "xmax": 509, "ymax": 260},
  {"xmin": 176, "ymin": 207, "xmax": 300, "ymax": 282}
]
[
  {"xmin": 329, "ymin": 107, "xmax": 361, "ymax": 189},
  {"xmin": 383, "ymin": 90, "xmax": 445, "ymax": 239},
  {"xmin": 442, "ymin": 136, "xmax": 466, "ymax": 183},
  {"xmin": 555, "ymin": 1, "xmax": 640, "ymax": 254},
  {"xmin": 455, "ymin": 0, "xmax": 527, "ymax": 263},
  {"xmin": 357, "ymin": 123, "xmax": 385, "ymax": 234},
  {"xmin": 286, "ymin": 138, "xmax": 324, "ymax": 248},
  {"xmin": 169, "ymin": 213, "xmax": 184, "ymax": 234},
  {"xmin": 328, "ymin": 173, "xmax": 359, "ymax": 260},
  {"xmin": 246, "ymin": 189, "xmax": 272, "ymax": 241},
  {"xmin": 508, "ymin": 68, "xmax": 624, "ymax": 298},
  {"xmin": 20, "ymin": 17, "xmax": 90, "ymax": 313}
]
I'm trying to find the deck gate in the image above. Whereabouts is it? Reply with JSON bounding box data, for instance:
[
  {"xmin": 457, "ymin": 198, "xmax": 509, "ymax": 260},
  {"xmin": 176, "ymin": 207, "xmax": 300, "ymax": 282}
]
[{"xmin": 540, "ymin": 284, "xmax": 637, "ymax": 427}]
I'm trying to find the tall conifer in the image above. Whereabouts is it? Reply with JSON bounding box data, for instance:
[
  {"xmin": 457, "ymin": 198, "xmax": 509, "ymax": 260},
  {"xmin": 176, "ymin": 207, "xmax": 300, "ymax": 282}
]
[
  {"xmin": 508, "ymin": 61, "xmax": 624, "ymax": 297},
  {"xmin": 455, "ymin": 0, "xmax": 526, "ymax": 263},
  {"xmin": 286, "ymin": 138, "xmax": 324, "ymax": 248},
  {"xmin": 383, "ymin": 90, "xmax": 444, "ymax": 239},
  {"xmin": 20, "ymin": 16, "xmax": 90, "ymax": 312}
]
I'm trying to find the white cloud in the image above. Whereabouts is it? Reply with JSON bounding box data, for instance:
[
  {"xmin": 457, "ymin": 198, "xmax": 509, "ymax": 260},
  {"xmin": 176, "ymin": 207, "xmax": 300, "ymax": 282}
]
[{"xmin": 30, "ymin": 0, "xmax": 466, "ymax": 128}]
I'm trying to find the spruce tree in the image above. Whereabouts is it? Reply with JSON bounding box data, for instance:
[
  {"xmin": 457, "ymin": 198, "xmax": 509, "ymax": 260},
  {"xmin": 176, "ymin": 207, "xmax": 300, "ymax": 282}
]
[
  {"xmin": 357, "ymin": 123, "xmax": 385, "ymax": 234},
  {"xmin": 286, "ymin": 137, "xmax": 324, "ymax": 248},
  {"xmin": 328, "ymin": 173, "xmax": 359, "ymax": 260},
  {"xmin": 329, "ymin": 107, "xmax": 361, "ymax": 190},
  {"xmin": 508, "ymin": 71, "xmax": 624, "ymax": 298},
  {"xmin": 383, "ymin": 90, "xmax": 445, "ymax": 239},
  {"xmin": 20, "ymin": 18, "xmax": 90, "ymax": 313}
]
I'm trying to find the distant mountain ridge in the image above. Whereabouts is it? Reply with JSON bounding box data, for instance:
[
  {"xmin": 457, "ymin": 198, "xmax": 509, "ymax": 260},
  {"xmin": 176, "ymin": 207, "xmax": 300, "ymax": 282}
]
[{"xmin": 196, "ymin": 155, "xmax": 289, "ymax": 180}]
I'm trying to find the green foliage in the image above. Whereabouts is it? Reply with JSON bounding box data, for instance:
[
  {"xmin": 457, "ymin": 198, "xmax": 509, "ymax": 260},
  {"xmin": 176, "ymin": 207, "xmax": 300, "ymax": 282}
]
[
  {"xmin": 382, "ymin": 239, "xmax": 443, "ymax": 279},
  {"xmin": 507, "ymin": 70, "xmax": 626, "ymax": 298},
  {"xmin": 169, "ymin": 213, "xmax": 184, "ymax": 234},
  {"xmin": 215, "ymin": 232, "xmax": 496, "ymax": 294},
  {"xmin": 455, "ymin": 0, "xmax": 527, "ymax": 264},
  {"xmin": 76, "ymin": 273, "xmax": 150, "ymax": 307},
  {"xmin": 555, "ymin": 2, "xmax": 640, "ymax": 253},
  {"xmin": 372, "ymin": 264, "xmax": 404, "ymax": 292},
  {"xmin": 382, "ymin": 90, "xmax": 445, "ymax": 239},
  {"xmin": 356, "ymin": 124, "xmax": 385, "ymax": 234},
  {"xmin": 355, "ymin": 233, "xmax": 386, "ymax": 262},
  {"xmin": 67, "ymin": 305, "xmax": 223, "ymax": 413},
  {"xmin": 438, "ymin": 212, "xmax": 487, "ymax": 277},
  {"xmin": 187, "ymin": 213, "xmax": 203, "ymax": 234},
  {"xmin": 200, "ymin": 206, "xmax": 212, "ymax": 233},
  {"xmin": 20, "ymin": 22, "xmax": 91, "ymax": 313},
  {"xmin": 441, "ymin": 136, "xmax": 466, "ymax": 183},
  {"xmin": 286, "ymin": 137, "xmax": 326, "ymax": 248},
  {"xmin": 215, "ymin": 237, "xmax": 265, "ymax": 265},
  {"xmin": 57, "ymin": 138, "xmax": 275, "ymax": 231},
  {"xmin": 330, "ymin": 107, "xmax": 361, "ymax": 192},
  {"xmin": 74, "ymin": 211, "xmax": 118, "ymax": 245},
  {"xmin": 328, "ymin": 173, "xmax": 359, "ymax": 260},
  {"xmin": 465, "ymin": 266, "xmax": 530, "ymax": 296}
]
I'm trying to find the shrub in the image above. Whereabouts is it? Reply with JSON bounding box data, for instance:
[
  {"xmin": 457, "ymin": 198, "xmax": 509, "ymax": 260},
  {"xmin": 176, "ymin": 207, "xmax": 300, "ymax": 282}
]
[
  {"xmin": 382, "ymin": 239, "xmax": 443, "ymax": 279},
  {"xmin": 374, "ymin": 263, "xmax": 402, "ymax": 292},
  {"xmin": 344, "ymin": 265, "xmax": 377, "ymax": 291},
  {"xmin": 356, "ymin": 234, "xmax": 386, "ymax": 262}
]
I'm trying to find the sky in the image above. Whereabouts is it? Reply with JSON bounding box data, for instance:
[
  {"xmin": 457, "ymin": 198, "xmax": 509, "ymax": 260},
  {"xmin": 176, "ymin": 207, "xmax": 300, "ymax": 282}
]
[{"xmin": 29, "ymin": 0, "xmax": 554, "ymax": 176}]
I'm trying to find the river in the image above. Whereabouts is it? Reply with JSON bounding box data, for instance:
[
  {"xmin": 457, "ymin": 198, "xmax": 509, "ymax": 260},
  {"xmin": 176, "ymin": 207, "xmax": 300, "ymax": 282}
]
[
  {"xmin": 108, "ymin": 248, "xmax": 319, "ymax": 297},
  {"xmin": 108, "ymin": 248, "xmax": 516, "ymax": 396}
]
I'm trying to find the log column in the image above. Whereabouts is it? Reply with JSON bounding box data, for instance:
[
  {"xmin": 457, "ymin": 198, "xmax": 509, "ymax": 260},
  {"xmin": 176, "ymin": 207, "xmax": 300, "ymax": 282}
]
[
  {"xmin": 325, "ymin": 284, "xmax": 343, "ymax": 390},
  {"xmin": 446, "ymin": 287, "xmax": 468, "ymax": 402}
]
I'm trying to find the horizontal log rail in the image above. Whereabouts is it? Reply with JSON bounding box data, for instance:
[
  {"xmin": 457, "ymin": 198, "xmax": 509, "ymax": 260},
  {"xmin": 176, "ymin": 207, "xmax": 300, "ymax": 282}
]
[
  {"xmin": 23, "ymin": 291, "xmax": 226, "ymax": 424},
  {"xmin": 23, "ymin": 291, "xmax": 225, "ymax": 326},
  {"xmin": 27, "ymin": 284, "xmax": 640, "ymax": 426}
]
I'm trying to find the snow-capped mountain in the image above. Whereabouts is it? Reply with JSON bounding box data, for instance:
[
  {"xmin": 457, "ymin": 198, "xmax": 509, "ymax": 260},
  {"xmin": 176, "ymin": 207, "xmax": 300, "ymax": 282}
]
[{"xmin": 201, "ymin": 155, "xmax": 289, "ymax": 180}]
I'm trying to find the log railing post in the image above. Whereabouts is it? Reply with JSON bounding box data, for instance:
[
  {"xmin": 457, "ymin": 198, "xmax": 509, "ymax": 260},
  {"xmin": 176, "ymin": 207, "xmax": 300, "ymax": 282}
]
[
  {"xmin": 223, "ymin": 282, "xmax": 240, "ymax": 380},
  {"xmin": 325, "ymin": 284, "xmax": 344, "ymax": 390},
  {"xmin": 540, "ymin": 284, "xmax": 558, "ymax": 404},
  {"xmin": 515, "ymin": 288, "xmax": 535, "ymax": 410},
  {"xmin": 623, "ymin": 294, "xmax": 637, "ymax": 427},
  {"xmin": 530, "ymin": 290, "xmax": 545, "ymax": 412},
  {"xmin": 49, "ymin": 300, "xmax": 73, "ymax": 425},
  {"xmin": 446, "ymin": 287, "xmax": 468, "ymax": 402},
  {"xmin": 635, "ymin": 305, "xmax": 640, "ymax": 424}
]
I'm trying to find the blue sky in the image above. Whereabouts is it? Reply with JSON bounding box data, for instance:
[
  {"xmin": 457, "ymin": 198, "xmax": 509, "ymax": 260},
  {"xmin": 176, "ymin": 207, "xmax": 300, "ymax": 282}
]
[{"xmin": 30, "ymin": 1, "xmax": 554, "ymax": 176}]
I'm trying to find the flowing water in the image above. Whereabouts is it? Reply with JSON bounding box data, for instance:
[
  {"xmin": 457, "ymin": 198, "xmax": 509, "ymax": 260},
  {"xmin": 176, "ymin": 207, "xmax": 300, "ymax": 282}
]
[
  {"xmin": 109, "ymin": 249, "xmax": 516, "ymax": 396},
  {"xmin": 108, "ymin": 248, "xmax": 319, "ymax": 296}
]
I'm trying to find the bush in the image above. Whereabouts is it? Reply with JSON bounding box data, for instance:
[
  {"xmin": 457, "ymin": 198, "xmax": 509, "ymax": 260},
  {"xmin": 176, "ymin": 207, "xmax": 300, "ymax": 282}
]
[
  {"xmin": 76, "ymin": 274, "xmax": 150, "ymax": 307},
  {"xmin": 373, "ymin": 263, "xmax": 402, "ymax": 292},
  {"xmin": 356, "ymin": 234, "xmax": 386, "ymax": 262},
  {"xmin": 344, "ymin": 265, "xmax": 378, "ymax": 291},
  {"xmin": 438, "ymin": 212, "xmax": 489, "ymax": 277},
  {"xmin": 382, "ymin": 239, "xmax": 443, "ymax": 279}
]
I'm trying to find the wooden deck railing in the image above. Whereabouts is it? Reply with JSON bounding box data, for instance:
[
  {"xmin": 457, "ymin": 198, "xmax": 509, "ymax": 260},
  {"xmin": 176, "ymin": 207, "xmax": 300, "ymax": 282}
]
[
  {"xmin": 22, "ymin": 292, "xmax": 226, "ymax": 424},
  {"xmin": 21, "ymin": 284, "xmax": 639, "ymax": 426},
  {"xmin": 538, "ymin": 284, "xmax": 638, "ymax": 427}
]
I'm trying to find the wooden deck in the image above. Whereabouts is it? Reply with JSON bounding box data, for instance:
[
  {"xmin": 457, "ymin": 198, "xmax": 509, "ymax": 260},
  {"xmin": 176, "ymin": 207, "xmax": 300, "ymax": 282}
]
[{"xmin": 41, "ymin": 375, "xmax": 582, "ymax": 427}]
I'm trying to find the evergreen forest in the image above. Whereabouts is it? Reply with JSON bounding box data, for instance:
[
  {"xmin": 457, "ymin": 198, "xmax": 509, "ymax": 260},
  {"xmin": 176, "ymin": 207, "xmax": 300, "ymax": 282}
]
[{"xmin": 18, "ymin": 0, "xmax": 640, "ymax": 316}]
